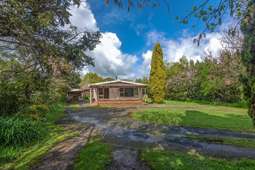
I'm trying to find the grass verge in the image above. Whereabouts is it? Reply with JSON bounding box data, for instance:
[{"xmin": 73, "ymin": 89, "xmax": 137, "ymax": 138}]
[
  {"xmin": 132, "ymin": 100, "xmax": 253, "ymax": 132},
  {"xmin": 74, "ymin": 138, "xmax": 112, "ymax": 170},
  {"xmin": 141, "ymin": 149, "xmax": 255, "ymax": 170}
]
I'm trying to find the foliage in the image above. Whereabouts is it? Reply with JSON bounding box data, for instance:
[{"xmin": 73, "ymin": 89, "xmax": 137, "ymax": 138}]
[
  {"xmin": 0, "ymin": 127, "xmax": 78, "ymax": 170},
  {"xmin": 132, "ymin": 100, "xmax": 253, "ymax": 132},
  {"xmin": 240, "ymin": 3, "xmax": 255, "ymax": 125},
  {"xmin": 1, "ymin": 0, "xmax": 100, "ymax": 72},
  {"xmin": 149, "ymin": 43, "xmax": 167, "ymax": 103},
  {"xmin": 80, "ymin": 72, "xmax": 104, "ymax": 87},
  {"xmin": 0, "ymin": 0, "xmax": 100, "ymax": 116},
  {"xmin": 166, "ymin": 51, "xmax": 245, "ymax": 103},
  {"xmin": 141, "ymin": 149, "xmax": 255, "ymax": 170},
  {"xmin": 136, "ymin": 76, "xmax": 149, "ymax": 84},
  {"xmin": 21, "ymin": 104, "xmax": 50, "ymax": 120},
  {"xmin": 74, "ymin": 138, "xmax": 112, "ymax": 170},
  {"xmin": 143, "ymin": 94, "xmax": 153, "ymax": 104},
  {"xmin": 0, "ymin": 117, "xmax": 47, "ymax": 146},
  {"xmin": 45, "ymin": 103, "xmax": 66, "ymax": 123}
]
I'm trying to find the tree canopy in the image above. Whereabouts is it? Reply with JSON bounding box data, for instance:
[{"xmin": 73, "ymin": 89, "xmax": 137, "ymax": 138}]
[{"xmin": 0, "ymin": 0, "xmax": 100, "ymax": 115}]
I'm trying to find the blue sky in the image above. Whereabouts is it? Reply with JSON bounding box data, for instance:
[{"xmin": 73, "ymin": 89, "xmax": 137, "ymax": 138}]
[
  {"xmin": 89, "ymin": 0, "xmax": 207, "ymax": 53},
  {"xmin": 70, "ymin": 0, "xmax": 227, "ymax": 79}
]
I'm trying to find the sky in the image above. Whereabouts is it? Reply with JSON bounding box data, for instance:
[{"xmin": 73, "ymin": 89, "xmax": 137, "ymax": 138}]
[{"xmin": 69, "ymin": 0, "xmax": 229, "ymax": 79}]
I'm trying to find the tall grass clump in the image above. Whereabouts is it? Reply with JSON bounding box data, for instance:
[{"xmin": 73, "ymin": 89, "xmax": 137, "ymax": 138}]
[{"xmin": 0, "ymin": 117, "xmax": 47, "ymax": 146}]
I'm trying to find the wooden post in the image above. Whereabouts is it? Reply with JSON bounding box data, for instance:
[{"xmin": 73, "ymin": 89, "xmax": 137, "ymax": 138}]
[{"xmin": 90, "ymin": 88, "xmax": 92, "ymax": 104}]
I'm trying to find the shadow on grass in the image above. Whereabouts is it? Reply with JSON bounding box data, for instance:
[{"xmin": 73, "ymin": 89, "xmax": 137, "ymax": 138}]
[
  {"xmin": 182, "ymin": 110, "xmax": 253, "ymax": 131},
  {"xmin": 133, "ymin": 109, "xmax": 253, "ymax": 131}
]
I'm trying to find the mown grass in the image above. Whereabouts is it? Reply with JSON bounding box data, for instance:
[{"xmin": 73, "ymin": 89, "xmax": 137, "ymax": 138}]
[
  {"xmin": 132, "ymin": 100, "xmax": 253, "ymax": 132},
  {"xmin": 74, "ymin": 138, "xmax": 112, "ymax": 170},
  {"xmin": 141, "ymin": 149, "xmax": 255, "ymax": 170},
  {"xmin": 187, "ymin": 135, "xmax": 255, "ymax": 149},
  {"xmin": 0, "ymin": 103, "xmax": 78, "ymax": 170}
]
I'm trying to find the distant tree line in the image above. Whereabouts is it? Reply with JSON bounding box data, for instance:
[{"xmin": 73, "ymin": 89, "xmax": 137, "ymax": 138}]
[{"xmin": 166, "ymin": 51, "xmax": 245, "ymax": 103}]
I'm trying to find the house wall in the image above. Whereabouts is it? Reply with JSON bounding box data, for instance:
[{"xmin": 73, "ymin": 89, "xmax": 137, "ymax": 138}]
[
  {"xmin": 91, "ymin": 87, "xmax": 145, "ymax": 103},
  {"xmin": 109, "ymin": 88, "xmax": 119, "ymax": 99}
]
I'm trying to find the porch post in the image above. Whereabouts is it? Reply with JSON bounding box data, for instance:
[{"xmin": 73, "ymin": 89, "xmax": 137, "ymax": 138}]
[{"xmin": 90, "ymin": 88, "xmax": 92, "ymax": 104}]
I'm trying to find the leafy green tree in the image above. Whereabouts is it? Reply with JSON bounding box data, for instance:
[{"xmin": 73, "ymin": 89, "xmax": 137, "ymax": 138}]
[
  {"xmin": 104, "ymin": 77, "xmax": 115, "ymax": 81},
  {"xmin": 136, "ymin": 76, "xmax": 149, "ymax": 84},
  {"xmin": 80, "ymin": 72, "xmax": 104, "ymax": 87},
  {"xmin": 166, "ymin": 51, "xmax": 245, "ymax": 103},
  {"xmin": 149, "ymin": 43, "xmax": 166, "ymax": 103},
  {"xmin": 0, "ymin": 0, "xmax": 100, "ymax": 115}
]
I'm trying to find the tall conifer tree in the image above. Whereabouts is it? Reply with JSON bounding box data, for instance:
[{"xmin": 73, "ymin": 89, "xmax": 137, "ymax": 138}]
[{"xmin": 149, "ymin": 43, "xmax": 166, "ymax": 103}]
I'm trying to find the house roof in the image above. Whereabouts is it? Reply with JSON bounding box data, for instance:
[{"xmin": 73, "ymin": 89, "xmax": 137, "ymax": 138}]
[
  {"xmin": 89, "ymin": 80, "xmax": 146, "ymax": 87},
  {"xmin": 70, "ymin": 88, "xmax": 82, "ymax": 92}
]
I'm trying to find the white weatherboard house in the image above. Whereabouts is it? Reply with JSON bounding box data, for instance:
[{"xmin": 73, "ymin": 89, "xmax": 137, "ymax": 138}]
[{"xmin": 89, "ymin": 80, "xmax": 147, "ymax": 105}]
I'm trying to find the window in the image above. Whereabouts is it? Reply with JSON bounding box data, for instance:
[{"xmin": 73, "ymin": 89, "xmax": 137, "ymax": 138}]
[
  {"xmin": 98, "ymin": 88, "xmax": 104, "ymax": 99},
  {"xmin": 120, "ymin": 88, "xmax": 138, "ymax": 97},
  {"xmin": 120, "ymin": 88, "xmax": 124, "ymax": 97},
  {"xmin": 104, "ymin": 88, "xmax": 109, "ymax": 98},
  {"xmin": 98, "ymin": 88, "xmax": 109, "ymax": 99}
]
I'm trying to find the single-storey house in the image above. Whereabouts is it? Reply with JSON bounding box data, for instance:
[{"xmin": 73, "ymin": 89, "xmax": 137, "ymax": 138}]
[{"xmin": 89, "ymin": 80, "xmax": 147, "ymax": 105}]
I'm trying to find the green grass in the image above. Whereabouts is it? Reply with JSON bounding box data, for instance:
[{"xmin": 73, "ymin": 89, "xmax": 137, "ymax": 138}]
[
  {"xmin": 0, "ymin": 127, "xmax": 78, "ymax": 170},
  {"xmin": 168, "ymin": 99, "xmax": 248, "ymax": 108},
  {"xmin": 0, "ymin": 102, "xmax": 78, "ymax": 170},
  {"xmin": 187, "ymin": 135, "xmax": 255, "ymax": 148},
  {"xmin": 141, "ymin": 149, "xmax": 255, "ymax": 170},
  {"xmin": 45, "ymin": 103, "xmax": 66, "ymax": 123},
  {"xmin": 132, "ymin": 100, "xmax": 254, "ymax": 132},
  {"xmin": 74, "ymin": 138, "xmax": 112, "ymax": 170}
]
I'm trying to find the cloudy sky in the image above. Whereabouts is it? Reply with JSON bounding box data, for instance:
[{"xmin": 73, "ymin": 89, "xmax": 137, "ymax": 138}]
[{"xmin": 69, "ymin": 0, "xmax": 227, "ymax": 79}]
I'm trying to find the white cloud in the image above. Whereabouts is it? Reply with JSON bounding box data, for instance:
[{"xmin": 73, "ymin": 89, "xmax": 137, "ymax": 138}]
[
  {"xmin": 69, "ymin": 1, "xmax": 98, "ymax": 32},
  {"xmin": 70, "ymin": 1, "xmax": 137, "ymax": 78},
  {"xmin": 86, "ymin": 32, "xmax": 137, "ymax": 78},
  {"xmin": 142, "ymin": 50, "xmax": 152, "ymax": 65},
  {"xmin": 146, "ymin": 31, "xmax": 224, "ymax": 63},
  {"xmin": 136, "ymin": 50, "xmax": 152, "ymax": 77}
]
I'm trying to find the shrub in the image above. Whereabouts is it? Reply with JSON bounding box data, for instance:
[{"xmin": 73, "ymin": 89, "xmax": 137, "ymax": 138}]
[
  {"xmin": 143, "ymin": 95, "xmax": 153, "ymax": 104},
  {"xmin": 0, "ymin": 117, "xmax": 47, "ymax": 146},
  {"xmin": 83, "ymin": 95, "xmax": 90, "ymax": 102},
  {"xmin": 22, "ymin": 104, "xmax": 49, "ymax": 120}
]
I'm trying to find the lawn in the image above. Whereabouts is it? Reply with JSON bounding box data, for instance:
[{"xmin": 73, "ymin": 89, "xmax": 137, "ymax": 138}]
[
  {"xmin": 132, "ymin": 100, "xmax": 254, "ymax": 132},
  {"xmin": 74, "ymin": 138, "xmax": 112, "ymax": 170},
  {"xmin": 141, "ymin": 148, "xmax": 255, "ymax": 170}
]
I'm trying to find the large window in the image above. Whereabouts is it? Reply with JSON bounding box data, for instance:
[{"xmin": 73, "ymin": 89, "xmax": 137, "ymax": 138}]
[
  {"xmin": 98, "ymin": 88, "xmax": 109, "ymax": 99},
  {"xmin": 120, "ymin": 88, "xmax": 138, "ymax": 97}
]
